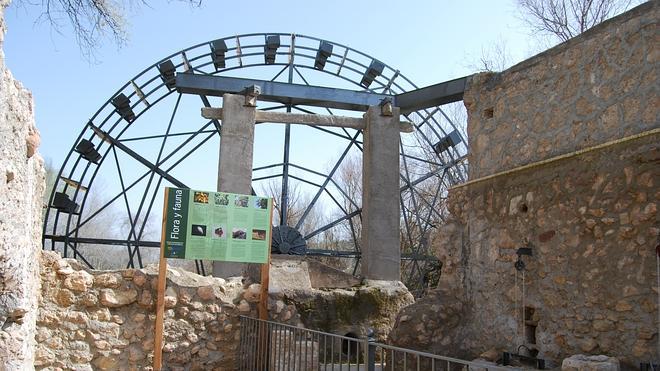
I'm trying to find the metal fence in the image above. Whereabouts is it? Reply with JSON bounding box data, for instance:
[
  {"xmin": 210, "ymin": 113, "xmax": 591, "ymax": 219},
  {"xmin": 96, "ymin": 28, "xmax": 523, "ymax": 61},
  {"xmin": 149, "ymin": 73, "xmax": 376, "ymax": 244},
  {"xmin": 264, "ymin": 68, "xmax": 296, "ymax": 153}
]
[{"xmin": 238, "ymin": 316, "xmax": 513, "ymax": 371}]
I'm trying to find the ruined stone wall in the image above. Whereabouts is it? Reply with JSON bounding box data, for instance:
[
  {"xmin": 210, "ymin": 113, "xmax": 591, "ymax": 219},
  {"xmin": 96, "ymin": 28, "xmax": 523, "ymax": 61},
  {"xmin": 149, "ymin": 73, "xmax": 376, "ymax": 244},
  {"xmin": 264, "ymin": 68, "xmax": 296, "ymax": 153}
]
[
  {"xmin": 466, "ymin": 1, "xmax": 658, "ymax": 179},
  {"xmin": 35, "ymin": 251, "xmax": 304, "ymax": 370},
  {"xmin": 390, "ymin": 2, "xmax": 658, "ymax": 369},
  {"xmin": 35, "ymin": 250, "xmax": 412, "ymax": 370},
  {"xmin": 0, "ymin": 0, "xmax": 46, "ymax": 368}
]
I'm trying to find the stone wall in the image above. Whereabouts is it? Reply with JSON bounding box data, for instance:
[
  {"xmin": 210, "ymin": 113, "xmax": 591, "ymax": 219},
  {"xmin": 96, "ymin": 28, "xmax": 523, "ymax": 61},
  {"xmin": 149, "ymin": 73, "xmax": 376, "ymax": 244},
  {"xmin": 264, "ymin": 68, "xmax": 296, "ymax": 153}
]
[
  {"xmin": 35, "ymin": 250, "xmax": 412, "ymax": 370},
  {"xmin": 0, "ymin": 0, "xmax": 46, "ymax": 368},
  {"xmin": 465, "ymin": 1, "xmax": 658, "ymax": 179},
  {"xmin": 35, "ymin": 251, "xmax": 304, "ymax": 370},
  {"xmin": 390, "ymin": 2, "xmax": 659, "ymax": 369}
]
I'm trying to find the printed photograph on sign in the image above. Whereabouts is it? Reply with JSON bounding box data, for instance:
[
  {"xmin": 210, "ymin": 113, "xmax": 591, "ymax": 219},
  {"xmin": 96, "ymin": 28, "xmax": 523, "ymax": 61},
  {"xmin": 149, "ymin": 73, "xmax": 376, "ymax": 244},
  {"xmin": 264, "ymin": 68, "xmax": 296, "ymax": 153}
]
[
  {"xmin": 232, "ymin": 228, "xmax": 247, "ymax": 240},
  {"xmin": 194, "ymin": 192, "xmax": 209, "ymax": 204},
  {"xmin": 255, "ymin": 198, "xmax": 268, "ymax": 210},
  {"xmin": 234, "ymin": 195, "xmax": 249, "ymax": 208},
  {"xmin": 212, "ymin": 225, "xmax": 226, "ymax": 239},
  {"xmin": 191, "ymin": 224, "xmax": 207, "ymax": 236},
  {"xmin": 166, "ymin": 243, "xmax": 185, "ymax": 258},
  {"xmin": 214, "ymin": 193, "xmax": 229, "ymax": 206},
  {"xmin": 252, "ymin": 229, "xmax": 267, "ymax": 241}
]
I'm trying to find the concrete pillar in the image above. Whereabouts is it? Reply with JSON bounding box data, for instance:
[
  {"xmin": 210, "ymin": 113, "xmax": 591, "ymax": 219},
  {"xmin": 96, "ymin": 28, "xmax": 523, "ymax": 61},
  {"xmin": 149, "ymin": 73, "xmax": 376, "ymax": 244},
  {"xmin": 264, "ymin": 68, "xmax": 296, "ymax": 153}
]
[
  {"xmin": 361, "ymin": 104, "xmax": 401, "ymax": 281},
  {"xmin": 212, "ymin": 93, "xmax": 257, "ymax": 278}
]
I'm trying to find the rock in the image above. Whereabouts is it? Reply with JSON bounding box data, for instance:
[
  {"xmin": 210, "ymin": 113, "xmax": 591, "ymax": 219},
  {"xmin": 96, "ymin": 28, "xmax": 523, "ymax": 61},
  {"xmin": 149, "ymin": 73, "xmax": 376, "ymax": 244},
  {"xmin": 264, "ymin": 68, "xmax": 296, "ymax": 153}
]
[
  {"xmin": 163, "ymin": 343, "xmax": 176, "ymax": 353},
  {"xmin": 66, "ymin": 311, "xmax": 89, "ymax": 325},
  {"xmin": 243, "ymin": 284, "xmax": 261, "ymax": 302},
  {"xmin": 479, "ymin": 348, "xmax": 500, "ymax": 362},
  {"xmin": 135, "ymin": 290, "xmax": 152, "ymax": 308},
  {"xmin": 64, "ymin": 270, "xmax": 94, "ymax": 292},
  {"xmin": 128, "ymin": 345, "xmax": 145, "ymax": 362},
  {"xmin": 164, "ymin": 287, "xmax": 178, "ymax": 308},
  {"xmin": 80, "ymin": 293, "xmax": 99, "ymax": 307},
  {"xmin": 56, "ymin": 265, "xmax": 75, "ymax": 276},
  {"xmin": 133, "ymin": 272, "xmax": 148, "ymax": 286},
  {"xmin": 579, "ymin": 338, "xmax": 599, "ymax": 353},
  {"xmin": 274, "ymin": 300, "xmax": 285, "ymax": 314},
  {"xmin": 538, "ymin": 230, "xmax": 556, "ymax": 242},
  {"xmin": 562, "ymin": 354, "xmax": 620, "ymax": 371},
  {"xmin": 25, "ymin": 126, "xmax": 40, "ymax": 158},
  {"xmin": 614, "ymin": 301, "xmax": 632, "ymax": 312},
  {"xmin": 94, "ymin": 273, "xmax": 121, "ymax": 288},
  {"xmin": 93, "ymin": 355, "xmax": 119, "ymax": 370},
  {"xmin": 592, "ymin": 319, "xmax": 614, "ymax": 332},
  {"xmin": 99, "ymin": 288, "xmax": 138, "ymax": 307},
  {"xmin": 197, "ymin": 286, "xmax": 217, "ymax": 301},
  {"xmin": 237, "ymin": 300, "xmax": 251, "ymax": 313},
  {"xmin": 56, "ymin": 289, "xmax": 76, "ymax": 307},
  {"xmin": 94, "ymin": 340, "xmax": 110, "ymax": 350}
]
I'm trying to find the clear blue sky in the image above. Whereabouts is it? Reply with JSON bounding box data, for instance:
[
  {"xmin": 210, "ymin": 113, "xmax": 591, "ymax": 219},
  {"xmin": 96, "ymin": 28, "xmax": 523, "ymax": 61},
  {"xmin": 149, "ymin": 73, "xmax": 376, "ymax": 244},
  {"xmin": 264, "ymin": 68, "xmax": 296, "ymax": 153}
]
[{"xmin": 4, "ymin": 0, "xmax": 535, "ymax": 168}]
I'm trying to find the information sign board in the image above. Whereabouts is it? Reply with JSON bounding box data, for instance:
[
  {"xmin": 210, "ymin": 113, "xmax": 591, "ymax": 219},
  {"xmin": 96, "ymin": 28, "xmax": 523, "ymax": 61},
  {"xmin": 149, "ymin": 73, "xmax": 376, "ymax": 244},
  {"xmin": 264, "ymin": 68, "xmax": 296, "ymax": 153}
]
[{"xmin": 162, "ymin": 187, "xmax": 272, "ymax": 263}]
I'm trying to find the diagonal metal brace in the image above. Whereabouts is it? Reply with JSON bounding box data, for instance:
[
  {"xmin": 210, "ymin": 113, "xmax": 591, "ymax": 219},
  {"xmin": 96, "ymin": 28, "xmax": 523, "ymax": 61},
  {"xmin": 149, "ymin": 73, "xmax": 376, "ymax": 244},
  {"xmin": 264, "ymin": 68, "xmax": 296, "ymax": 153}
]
[{"xmin": 89, "ymin": 124, "xmax": 188, "ymax": 188}]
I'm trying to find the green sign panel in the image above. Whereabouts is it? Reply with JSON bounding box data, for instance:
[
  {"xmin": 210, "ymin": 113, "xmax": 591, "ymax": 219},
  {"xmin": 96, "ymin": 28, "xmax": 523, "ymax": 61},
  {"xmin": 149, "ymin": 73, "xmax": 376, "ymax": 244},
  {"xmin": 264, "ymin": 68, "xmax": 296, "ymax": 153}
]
[{"xmin": 162, "ymin": 187, "xmax": 272, "ymax": 263}]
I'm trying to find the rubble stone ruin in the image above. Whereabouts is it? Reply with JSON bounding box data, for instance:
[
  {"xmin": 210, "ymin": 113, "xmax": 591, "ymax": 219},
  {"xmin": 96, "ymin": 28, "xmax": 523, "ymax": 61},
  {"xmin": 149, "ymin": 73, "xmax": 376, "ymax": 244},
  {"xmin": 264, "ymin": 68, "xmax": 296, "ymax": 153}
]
[{"xmin": 0, "ymin": 0, "xmax": 658, "ymax": 370}]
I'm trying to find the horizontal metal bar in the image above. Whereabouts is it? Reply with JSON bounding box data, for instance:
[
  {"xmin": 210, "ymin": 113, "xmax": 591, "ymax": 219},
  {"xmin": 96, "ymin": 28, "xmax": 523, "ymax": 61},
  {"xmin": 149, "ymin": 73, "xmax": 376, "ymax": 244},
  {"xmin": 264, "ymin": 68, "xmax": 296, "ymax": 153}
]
[
  {"xmin": 395, "ymin": 75, "xmax": 470, "ymax": 114},
  {"xmin": 303, "ymin": 249, "xmax": 360, "ymax": 258},
  {"xmin": 44, "ymin": 234, "xmax": 161, "ymax": 247},
  {"xmin": 177, "ymin": 73, "xmax": 390, "ymax": 112}
]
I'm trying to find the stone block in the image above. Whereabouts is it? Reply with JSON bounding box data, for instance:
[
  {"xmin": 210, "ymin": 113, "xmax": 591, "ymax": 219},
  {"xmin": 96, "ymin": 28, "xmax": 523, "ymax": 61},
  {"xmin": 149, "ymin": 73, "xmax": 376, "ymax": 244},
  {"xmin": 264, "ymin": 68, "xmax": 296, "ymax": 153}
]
[{"xmin": 562, "ymin": 354, "xmax": 620, "ymax": 371}]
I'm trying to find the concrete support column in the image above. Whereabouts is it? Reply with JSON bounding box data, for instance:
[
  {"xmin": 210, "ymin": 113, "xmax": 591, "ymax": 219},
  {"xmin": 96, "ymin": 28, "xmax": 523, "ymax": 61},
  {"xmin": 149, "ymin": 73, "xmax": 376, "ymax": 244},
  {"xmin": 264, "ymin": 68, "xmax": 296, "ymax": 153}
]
[
  {"xmin": 361, "ymin": 104, "xmax": 401, "ymax": 281},
  {"xmin": 212, "ymin": 93, "xmax": 257, "ymax": 278}
]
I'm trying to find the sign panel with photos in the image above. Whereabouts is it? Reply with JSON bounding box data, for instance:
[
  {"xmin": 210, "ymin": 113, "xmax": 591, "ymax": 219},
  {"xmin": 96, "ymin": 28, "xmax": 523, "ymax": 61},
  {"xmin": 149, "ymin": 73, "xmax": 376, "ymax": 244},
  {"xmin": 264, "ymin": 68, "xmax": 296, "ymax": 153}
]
[{"xmin": 162, "ymin": 187, "xmax": 273, "ymax": 263}]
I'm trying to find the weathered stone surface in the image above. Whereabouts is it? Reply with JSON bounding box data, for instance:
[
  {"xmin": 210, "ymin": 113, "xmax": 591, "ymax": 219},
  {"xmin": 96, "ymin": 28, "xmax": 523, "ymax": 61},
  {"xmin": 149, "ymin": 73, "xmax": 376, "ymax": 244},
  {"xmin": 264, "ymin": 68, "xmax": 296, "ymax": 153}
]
[
  {"xmin": 99, "ymin": 288, "xmax": 138, "ymax": 308},
  {"xmin": 36, "ymin": 253, "xmax": 401, "ymax": 370},
  {"xmin": 290, "ymin": 279, "xmax": 414, "ymax": 343},
  {"xmin": 243, "ymin": 283, "xmax": 261, "ymax": 302},
  {"xmin": 463, "ymin": 2, "xmax": 658, "ymax": 179},
  {"xmin": 64, "ymin": 270, "xmax": 94, "ymax": 292},
  {"xmin": 94, "ymin": 273, "xmax": 121, "ymax": 288},
  {"xmin": 0, "ymin": 1, "xmax": 46, "ymax": 367},
  {"xmin": 393, "ymin": 4, "xmax": 659, "ymax": 369},
  {"xmin": 562, "ymin": 354, "xmax": 620, "ymax": 371}
]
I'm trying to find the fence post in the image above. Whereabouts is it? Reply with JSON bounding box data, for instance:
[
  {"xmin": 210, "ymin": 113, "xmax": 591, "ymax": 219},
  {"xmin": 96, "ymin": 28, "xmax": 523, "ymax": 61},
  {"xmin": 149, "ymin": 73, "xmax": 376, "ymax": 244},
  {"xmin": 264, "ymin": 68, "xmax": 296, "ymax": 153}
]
[{"xmin": 367, "ymin": 330, "xmax": 376, "ymax": 371}]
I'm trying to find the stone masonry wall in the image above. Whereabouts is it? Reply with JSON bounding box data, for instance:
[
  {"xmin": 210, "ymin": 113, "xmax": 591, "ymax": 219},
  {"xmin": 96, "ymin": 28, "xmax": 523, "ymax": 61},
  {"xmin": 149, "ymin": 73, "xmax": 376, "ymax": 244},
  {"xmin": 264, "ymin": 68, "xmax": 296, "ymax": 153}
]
[
  {"xmin": 390, "ymin": 2, "xmax": 658, "ymax": 369},
  {"xmin": 465, "ymin": 1, "xmax": 658, "ymax": 179},
  {"xmin": 36, "ymin": 250, "xmax": 412, "ymax": 370},
  {"xmin": 0, "ymin": 0, "xmax": 46, "ymax": 368},
  {"xmin": 35, "ymin": 251, "xmax": 305, "ymax": 370}
]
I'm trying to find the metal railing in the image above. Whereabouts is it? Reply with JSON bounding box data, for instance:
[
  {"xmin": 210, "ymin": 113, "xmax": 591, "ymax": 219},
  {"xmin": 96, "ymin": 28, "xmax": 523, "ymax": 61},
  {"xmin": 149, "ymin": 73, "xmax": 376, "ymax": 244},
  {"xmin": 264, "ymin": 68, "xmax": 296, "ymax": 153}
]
[{"xmin": 238, "ymin": 316, "xmax": 513, "ymax": 371}]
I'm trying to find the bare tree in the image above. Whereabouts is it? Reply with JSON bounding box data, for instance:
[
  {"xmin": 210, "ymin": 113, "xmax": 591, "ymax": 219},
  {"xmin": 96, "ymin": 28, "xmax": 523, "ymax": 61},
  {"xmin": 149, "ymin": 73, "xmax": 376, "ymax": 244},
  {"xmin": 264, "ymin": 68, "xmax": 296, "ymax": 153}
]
[
  {"xmin": 15, "ymin": 0, "xmax": 202, "ymax": 59},
  {"xmin": 257, "ymin": 178, "xmax": 324, "ymax": 238},
  {"xmin": 469, "ymin": 37, "xmax": 513, "ymax": 73},
  {"xmin": 42, "ymin": 159, "xmax": 162, "ymax": 269},
  {"xmin": 517, "ymin": 0, "xmax": 635, "ymax": 42}
]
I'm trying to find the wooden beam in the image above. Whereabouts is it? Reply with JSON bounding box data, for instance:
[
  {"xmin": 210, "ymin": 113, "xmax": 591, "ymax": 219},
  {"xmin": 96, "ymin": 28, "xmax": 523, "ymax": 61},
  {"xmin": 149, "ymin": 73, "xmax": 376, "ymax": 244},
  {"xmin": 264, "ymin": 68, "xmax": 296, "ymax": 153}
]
[{"xmin": 201, "ymin": 107, "xmax": 414, "ymax": 133}]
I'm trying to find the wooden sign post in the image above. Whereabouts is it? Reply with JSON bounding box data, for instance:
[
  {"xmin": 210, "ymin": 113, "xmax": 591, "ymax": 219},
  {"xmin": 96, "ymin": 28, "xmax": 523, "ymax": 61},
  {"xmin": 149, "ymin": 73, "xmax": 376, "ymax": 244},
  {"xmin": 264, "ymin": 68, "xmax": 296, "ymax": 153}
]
[
  {"xmin": 258, "ymin": 206, "xmax": 273, "ymax": 321},
  {"xmin": 153, "ymin": 188, "xmax": 170, "ymax": 371},
  {"xmin": 152, "ymin": 188, "xmax": 274, "ymax": 370}
]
